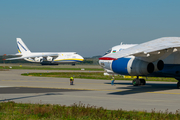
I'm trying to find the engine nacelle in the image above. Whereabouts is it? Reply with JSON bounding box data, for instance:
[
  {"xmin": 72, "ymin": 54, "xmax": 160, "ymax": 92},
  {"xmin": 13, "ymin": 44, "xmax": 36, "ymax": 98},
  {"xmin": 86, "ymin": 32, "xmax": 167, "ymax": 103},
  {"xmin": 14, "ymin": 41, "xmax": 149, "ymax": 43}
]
[
  {"xmin": 153, "ymin": 60, "xmax": 164, "ymax": 72},
  {"xmin": 34, "ymin": 57, "xmax": 43, "ymax": 62},
  {"xmin": 111, "ymin": 58, "xmax": 154, "ymax": 76},
  {"xmin": 47, "ymin": 56, "xmax": 53, "ymax": 61}
]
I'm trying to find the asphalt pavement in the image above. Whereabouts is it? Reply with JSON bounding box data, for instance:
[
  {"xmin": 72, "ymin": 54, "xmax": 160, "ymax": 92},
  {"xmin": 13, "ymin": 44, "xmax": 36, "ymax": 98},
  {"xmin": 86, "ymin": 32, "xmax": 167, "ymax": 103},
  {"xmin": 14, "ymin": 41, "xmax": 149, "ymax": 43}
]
[{"xmin": 0, "ymin": 69, "xmax": 180, "ymax": 113}]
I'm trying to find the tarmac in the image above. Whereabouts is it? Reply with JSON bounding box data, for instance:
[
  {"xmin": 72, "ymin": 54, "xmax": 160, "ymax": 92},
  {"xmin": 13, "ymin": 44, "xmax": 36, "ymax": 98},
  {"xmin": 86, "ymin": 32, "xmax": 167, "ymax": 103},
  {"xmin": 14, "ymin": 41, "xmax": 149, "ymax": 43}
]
[{"xmin": 1, "ymin": 69, "xmax": 180, "ymax": 113}]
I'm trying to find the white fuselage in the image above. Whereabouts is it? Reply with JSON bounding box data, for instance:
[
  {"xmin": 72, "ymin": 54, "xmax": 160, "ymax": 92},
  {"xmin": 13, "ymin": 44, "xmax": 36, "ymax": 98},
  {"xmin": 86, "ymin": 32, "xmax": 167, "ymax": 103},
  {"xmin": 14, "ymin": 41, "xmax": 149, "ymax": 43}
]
[{"xmin": 24, "ymin": 52, "xmax": 84, "ymax": 63}]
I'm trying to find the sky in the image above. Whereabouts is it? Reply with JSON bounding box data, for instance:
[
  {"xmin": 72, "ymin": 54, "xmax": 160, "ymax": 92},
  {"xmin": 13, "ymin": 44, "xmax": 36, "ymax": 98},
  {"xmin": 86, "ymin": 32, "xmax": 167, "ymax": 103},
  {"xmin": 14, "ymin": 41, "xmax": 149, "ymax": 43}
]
[{"xmin": 1, "ymin": 0, "xmax": 180, "ymax": 57}]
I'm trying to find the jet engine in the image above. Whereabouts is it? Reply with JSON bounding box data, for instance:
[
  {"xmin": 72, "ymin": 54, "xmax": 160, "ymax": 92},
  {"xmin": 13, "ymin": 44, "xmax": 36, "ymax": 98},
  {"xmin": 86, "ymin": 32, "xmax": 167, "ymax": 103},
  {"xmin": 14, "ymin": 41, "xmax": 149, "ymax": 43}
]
[
  {"xmin": 47, "ymin": 56, "xmax": 53, "ymax": 61},
  {"xmin": 111, "ymin": 58, "xmax": 155, "ymax": 76},
  {"xmin": 153, "ymin": 60, "xmax": 164, "ymax": 72},
  {"xmin": 34, "ymin": 57, "xmax": 43, "ymax": 62}
]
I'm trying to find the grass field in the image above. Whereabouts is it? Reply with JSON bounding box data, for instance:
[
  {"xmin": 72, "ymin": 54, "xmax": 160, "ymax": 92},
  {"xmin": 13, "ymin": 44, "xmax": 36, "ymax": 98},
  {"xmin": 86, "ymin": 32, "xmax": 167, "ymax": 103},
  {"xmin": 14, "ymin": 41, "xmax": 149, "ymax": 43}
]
[
  {"xmin": 1, "ymin": 64, "xmax": 178, "ymax": 82},
  {"xmin": 0, "ymin": 101, "xmax": 179, "ymax": 120},
  {"xmin": 22, "ymin": 72, "xmax": 178, "ymax": 82}
]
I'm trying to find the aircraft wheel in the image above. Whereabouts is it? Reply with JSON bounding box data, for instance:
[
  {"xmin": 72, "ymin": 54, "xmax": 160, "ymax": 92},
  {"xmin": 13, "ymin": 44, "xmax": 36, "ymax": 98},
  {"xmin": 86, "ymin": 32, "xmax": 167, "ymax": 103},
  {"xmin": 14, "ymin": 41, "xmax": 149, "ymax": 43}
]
[
  {"xmin": 132, "ymin": 79, "xmax": 140, "ymax": 86},
  {"xmin": 140, "ymin": 79, "xmax": 146, "ymax": 85},
  {"xmin": 177, "ymin": 82, "xmax": 180, "ymax": 89}
]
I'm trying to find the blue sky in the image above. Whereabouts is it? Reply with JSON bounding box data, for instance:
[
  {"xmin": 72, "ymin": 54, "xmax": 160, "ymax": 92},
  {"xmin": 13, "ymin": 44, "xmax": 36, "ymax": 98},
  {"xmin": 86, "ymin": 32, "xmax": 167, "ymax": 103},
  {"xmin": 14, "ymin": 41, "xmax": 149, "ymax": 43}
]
[{"xmin": 1, "ymin": 0, "xmax": 180, "ymax": 57}]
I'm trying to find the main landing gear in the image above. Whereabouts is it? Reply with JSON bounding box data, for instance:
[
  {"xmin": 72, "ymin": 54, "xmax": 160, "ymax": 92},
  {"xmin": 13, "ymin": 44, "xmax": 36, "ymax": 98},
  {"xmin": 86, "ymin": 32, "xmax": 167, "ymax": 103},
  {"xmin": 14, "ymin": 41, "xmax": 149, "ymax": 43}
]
[
  {"xmin": 132, "ymin": 77, "xmax": 180, "ymax": 89},
  {"xmin": 132, "ymin": 76, "xmax": 146, "ymax": 86}
]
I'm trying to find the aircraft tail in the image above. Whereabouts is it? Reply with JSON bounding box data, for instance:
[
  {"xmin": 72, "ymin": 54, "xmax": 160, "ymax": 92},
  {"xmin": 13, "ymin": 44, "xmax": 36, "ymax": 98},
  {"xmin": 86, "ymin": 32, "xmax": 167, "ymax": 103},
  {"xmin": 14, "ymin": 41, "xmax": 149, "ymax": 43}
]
[{"xmin": 16, "ymin": 38, "xmax": 31, "ymax": 54}]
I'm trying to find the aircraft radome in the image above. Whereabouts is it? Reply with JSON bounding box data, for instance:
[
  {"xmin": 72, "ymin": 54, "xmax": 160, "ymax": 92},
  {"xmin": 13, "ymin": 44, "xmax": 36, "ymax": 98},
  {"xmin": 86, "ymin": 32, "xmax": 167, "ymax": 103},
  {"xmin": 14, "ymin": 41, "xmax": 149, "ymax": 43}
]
[
  {"xmin": 6, "ymin": 38, "xmax": 84, "ymax": 65},
  {"xmin": 99, "ymin": 37, "xmax": 180, "ymax": 88}
]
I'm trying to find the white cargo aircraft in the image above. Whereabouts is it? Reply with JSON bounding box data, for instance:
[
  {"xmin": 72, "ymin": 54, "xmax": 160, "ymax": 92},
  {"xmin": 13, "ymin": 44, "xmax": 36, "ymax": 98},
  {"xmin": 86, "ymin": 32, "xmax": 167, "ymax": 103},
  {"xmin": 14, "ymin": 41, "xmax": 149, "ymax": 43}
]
[
  {"xmin": 99, "ymin": 37, "xmax": 180, "ymax": 88},
  {"xmin": 6, "ymin": 38, "xmax": 84, "ymax": 65}
]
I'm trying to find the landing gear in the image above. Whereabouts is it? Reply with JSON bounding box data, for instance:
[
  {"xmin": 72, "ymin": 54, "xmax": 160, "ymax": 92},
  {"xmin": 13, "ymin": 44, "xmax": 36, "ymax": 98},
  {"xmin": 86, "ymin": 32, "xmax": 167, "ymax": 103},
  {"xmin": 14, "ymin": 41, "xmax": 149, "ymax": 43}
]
[
  {"xmin": 140, "ymin": 79, "xmax": 146, "ymax": 85},
  {"xmin": 177, "ymin": 82, "xmax": 180, "ymax": 89},
  {"xmin": 132, "ymin": 79, "xmax": 140, "ymax": 86},
  {"xmin": 132, "ymin": 76, "xmax": 146, "ymax": 86}
]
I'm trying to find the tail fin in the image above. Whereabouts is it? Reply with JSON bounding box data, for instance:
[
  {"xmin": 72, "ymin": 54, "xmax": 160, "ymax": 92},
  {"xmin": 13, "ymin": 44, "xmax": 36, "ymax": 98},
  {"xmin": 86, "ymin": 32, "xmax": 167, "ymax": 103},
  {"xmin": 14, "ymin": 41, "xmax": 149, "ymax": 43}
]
[{"xmin": 17, "ymin": 38, "xmax": 31, "ymax": 54}]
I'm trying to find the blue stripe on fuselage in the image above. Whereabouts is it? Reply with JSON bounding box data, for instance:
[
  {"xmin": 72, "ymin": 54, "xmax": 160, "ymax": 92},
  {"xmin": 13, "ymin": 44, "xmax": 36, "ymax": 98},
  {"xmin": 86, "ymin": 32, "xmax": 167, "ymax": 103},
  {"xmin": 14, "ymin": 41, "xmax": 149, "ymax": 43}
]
[{"xmin": 112, "ymin": 58, "xmax": 131, "ymax": 75}]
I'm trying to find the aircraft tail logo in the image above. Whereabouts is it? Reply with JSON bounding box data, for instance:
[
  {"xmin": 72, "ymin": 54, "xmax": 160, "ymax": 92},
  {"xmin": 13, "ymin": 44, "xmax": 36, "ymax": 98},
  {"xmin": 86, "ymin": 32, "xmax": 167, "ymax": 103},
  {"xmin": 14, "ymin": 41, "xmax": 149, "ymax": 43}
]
[{"xmin": 16, "ymin": 38, "xmax": 31, "ymax": 54}]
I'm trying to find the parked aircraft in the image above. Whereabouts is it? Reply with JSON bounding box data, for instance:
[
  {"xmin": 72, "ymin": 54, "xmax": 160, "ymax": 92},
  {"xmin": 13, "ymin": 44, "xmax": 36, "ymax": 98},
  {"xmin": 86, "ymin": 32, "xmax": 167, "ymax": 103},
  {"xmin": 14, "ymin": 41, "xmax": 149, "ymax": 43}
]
[
  {"xmin": 99, "ymin": 37, "xmax": 180, "ymax": 88},
  {"xmin": 6, "ymin": 38, "xmax": 84, "ymax": 65}
]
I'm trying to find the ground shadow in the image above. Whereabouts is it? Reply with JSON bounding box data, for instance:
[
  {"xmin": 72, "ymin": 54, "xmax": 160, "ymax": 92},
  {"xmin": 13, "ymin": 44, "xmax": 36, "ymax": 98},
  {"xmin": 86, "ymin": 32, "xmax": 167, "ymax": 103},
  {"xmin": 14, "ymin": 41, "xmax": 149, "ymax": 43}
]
[
  {"xmin": 105, "ymin": 82, "xmax": 177, "ymax": 95},
  {"xmin": 0, "ymin": 87, "xmax": 86, "ymax": 101},
  {"xmin": 0, "ymin": 93, "xmax": 62, "ymax": 102},
  {"xmin": 0, "ymin": 87, "xmax": 85, "ymax": 94}
]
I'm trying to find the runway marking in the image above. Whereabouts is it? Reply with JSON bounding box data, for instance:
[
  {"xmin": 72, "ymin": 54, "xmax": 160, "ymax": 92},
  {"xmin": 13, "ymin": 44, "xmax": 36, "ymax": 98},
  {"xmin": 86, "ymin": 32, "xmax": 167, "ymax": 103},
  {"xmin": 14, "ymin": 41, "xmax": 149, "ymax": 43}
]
[
  {"xmin": 0, "ymin": 86, "xmax": 10, "ymax": 88},
  {"xmin": 147, "ymin": 92, "xmax": 180, "ymax": 95}
]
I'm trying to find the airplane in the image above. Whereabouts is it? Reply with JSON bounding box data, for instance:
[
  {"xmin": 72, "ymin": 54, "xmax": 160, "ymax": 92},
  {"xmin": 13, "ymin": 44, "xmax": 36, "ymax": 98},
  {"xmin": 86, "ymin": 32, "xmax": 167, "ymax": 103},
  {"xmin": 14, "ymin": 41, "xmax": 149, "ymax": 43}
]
[
  {"xmin": 6, "ymin": 38, "xmax": 84, "ymax": 65},
  {"xmin": 99, "ymin": 37, "xmax": 180, "ymax": 89},
  {"xmin": 101, "ymin": 43, "xmax": 137, "ymax": 75}
]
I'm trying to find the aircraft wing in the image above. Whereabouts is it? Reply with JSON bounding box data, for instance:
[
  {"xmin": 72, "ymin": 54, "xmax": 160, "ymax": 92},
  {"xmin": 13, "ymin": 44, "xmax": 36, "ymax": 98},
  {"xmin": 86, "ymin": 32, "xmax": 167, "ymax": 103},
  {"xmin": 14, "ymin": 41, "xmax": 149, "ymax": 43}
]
[
  {"xmin": 6, "ymin": 53, "xmax": 59, "ymax": 60},
  {"xmin": 104, "ymin": 37, "xmax": 180, "ymax": 61}
]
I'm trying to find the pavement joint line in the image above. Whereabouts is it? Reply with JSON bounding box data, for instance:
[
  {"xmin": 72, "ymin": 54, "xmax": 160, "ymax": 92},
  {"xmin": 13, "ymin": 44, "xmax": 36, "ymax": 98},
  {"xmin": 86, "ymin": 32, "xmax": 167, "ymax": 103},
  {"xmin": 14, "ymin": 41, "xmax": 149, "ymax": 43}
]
[
  {"xmin": 147, "ymin": 92, "xmax": 180, "ymax": 94},
  {"xmin": 1, "ymin": 80, "xmax": 110, "ymax": 85},
  {"xmin": 11, "ymin": 86, "xmax": 180, "ymax": 94},
  {"xmin": 17, "ymin": 86, "xmax": 117, "ymax": 92}
]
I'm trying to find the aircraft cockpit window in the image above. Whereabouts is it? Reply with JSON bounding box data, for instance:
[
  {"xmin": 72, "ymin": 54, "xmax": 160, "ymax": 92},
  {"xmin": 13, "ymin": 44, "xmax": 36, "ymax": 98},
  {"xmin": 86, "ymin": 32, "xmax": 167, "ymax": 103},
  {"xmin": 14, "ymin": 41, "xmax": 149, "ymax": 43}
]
[{"xmin": 104, "ymin": 49, "xmax": 111, "ymax": 55}]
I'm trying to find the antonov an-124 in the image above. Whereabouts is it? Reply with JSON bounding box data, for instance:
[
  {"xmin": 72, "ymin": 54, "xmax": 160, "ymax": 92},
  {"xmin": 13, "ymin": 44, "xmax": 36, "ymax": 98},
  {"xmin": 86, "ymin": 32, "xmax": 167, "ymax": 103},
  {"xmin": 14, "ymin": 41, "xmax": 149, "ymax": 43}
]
[
  {"xmin": 99, "ymin": 37, "xmax": 180, "ymax": 88},
  {"xmin": 6, "ymin": 38, "xmax": 84, "ymax": 65}
]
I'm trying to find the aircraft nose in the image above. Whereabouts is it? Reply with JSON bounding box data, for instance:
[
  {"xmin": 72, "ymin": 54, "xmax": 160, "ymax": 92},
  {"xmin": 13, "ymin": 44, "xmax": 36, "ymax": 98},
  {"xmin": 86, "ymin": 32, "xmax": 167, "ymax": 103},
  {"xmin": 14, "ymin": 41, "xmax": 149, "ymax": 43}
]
[
  {"xmin": 78, "ymin": 54, "xmax": 84, "ymax": 61},
  {"xmin": 99, "ymin": 60, "xmax": 104, "ymax": 67}
]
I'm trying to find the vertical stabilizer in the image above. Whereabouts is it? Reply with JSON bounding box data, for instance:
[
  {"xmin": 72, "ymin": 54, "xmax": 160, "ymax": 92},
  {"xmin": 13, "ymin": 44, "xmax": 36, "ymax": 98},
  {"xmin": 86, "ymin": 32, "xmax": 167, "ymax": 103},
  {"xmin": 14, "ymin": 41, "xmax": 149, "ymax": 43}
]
[{"xmin": 16, "ymin": 38, "xmax": 31, "ymax": 54}]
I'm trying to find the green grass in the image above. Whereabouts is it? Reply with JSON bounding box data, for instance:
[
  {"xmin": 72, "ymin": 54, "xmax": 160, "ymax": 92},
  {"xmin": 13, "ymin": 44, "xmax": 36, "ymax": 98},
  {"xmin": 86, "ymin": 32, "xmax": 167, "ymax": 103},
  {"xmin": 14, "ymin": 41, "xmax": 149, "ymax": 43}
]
[
  {"xmin": 22, "ymin": 72, "xmax": 178, "ymax": 82},
  {"xmin": 0, "ymin": 66, "xmax": 104, "ymax": 71},
  {"xmin": 0, "ymin": 101, "xmax": 179, "ymax": 120},
  {"xmin": 1, "ymin": 65, "xmax": 178, "ymax": 82}
]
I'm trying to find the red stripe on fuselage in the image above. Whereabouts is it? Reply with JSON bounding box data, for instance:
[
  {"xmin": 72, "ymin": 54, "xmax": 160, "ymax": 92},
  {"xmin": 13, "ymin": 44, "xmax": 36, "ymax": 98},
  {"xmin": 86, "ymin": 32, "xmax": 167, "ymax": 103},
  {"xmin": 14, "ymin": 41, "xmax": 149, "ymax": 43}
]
[{"xmin": 99, "ymin": 57, "xmax": 117, "ymax": 60}]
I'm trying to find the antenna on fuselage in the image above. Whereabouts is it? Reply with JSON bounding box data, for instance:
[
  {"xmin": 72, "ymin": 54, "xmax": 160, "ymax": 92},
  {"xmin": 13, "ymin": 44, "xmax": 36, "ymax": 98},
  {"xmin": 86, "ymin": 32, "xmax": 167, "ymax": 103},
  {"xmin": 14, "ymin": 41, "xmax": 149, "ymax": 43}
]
[{"xmin": 120, "ymin": 42, "xmax": 123, "ymax": 45}]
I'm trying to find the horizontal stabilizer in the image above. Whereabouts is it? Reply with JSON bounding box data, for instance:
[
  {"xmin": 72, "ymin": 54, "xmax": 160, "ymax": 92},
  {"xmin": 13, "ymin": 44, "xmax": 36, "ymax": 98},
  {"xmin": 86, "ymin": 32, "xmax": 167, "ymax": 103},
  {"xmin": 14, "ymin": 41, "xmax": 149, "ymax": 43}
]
[{"xmin": 6, "ymin": 57, "xmax": 25, "ymax": 60}]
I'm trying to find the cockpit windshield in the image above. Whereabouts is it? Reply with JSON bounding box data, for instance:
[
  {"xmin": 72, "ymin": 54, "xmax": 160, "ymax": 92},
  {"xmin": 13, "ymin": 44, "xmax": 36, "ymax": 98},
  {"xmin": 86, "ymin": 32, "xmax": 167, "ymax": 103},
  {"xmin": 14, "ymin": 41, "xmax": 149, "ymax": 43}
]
[{"xmin": 104, "ymin": 49, "xmax": 111, "ymax": 55}]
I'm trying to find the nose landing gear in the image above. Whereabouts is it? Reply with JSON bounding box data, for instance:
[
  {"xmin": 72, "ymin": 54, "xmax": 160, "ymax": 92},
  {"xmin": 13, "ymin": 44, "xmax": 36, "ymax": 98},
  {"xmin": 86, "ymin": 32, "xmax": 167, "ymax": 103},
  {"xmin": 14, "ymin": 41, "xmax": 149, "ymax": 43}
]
[{"xmin": 132, "ymin": 76, "xmax": 146, "ymax": 86}]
